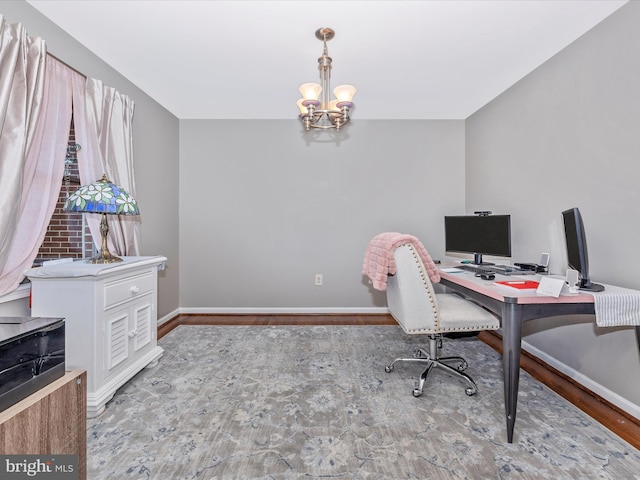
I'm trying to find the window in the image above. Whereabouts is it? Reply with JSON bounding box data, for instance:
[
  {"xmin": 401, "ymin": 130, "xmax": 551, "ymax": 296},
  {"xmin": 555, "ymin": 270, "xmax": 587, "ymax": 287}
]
[{"xmin": 36, "ymin": 117, "xmax": 93, "ymax": 262}]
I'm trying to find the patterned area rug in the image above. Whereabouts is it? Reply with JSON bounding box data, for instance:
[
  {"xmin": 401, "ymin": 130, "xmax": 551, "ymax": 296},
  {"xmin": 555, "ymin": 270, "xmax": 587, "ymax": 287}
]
[{"xmin": 87, "ymin": 325, "xmax": 640, "ymax": 479}]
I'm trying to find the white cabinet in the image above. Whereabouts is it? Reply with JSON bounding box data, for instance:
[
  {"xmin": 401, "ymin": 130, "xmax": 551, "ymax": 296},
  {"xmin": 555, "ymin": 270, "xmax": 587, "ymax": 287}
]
[{"xmin": 26, "ymin": 256, "xmax": 166, "ymax": 418}]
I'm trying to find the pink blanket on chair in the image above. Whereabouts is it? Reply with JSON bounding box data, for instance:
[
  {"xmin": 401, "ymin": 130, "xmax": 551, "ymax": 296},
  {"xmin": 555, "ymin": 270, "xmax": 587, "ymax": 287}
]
[{"xmin": 362, "ymin": 232, "xmax": 441, "ymax": 291}]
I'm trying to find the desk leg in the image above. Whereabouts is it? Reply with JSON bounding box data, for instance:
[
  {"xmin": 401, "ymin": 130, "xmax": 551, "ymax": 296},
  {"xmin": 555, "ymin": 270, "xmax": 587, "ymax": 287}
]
[{"xmin": 502, "ymin": 300, "xmax": 523, "ymax": 443}]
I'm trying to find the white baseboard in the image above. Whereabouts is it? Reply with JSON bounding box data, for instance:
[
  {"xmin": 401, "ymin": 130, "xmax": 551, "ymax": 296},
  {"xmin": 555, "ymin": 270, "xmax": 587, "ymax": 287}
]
[
  {"xmin": 176, "ymin": 307, "xmax": 389, "ymax": 315},
  {"xmin": 158, "ymin": 308, "xmax": 180, "ymax": 326},
  {"xmin": 157, "ymin": 307, "xmax": 388, "ymax": 326},
  {"xmin": 522, "ymin": 339, "xmax": 640, "ymax": 421}
]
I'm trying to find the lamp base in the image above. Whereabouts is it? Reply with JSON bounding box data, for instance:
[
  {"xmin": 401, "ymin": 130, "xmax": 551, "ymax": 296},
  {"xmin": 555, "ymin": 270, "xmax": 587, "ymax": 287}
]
[
  {"xmin": 85, "ymin": 212, "xmax": 123, "ymax": 264},
  {"xmin": 85, "ymin": 250, "xmax": 123, "ymax": 264}
]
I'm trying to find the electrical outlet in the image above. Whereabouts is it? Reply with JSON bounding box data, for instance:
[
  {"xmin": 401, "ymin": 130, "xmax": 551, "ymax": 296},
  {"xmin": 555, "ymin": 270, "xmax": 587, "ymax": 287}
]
[{"xmin": 315, "ymin": 274, "xmax": 323, "ymax": 286}]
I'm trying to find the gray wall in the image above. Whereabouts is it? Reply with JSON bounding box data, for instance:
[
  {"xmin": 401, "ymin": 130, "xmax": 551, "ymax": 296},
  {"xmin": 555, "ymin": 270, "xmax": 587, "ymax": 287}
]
[
  {"xmin": 466, "ymin": 1, "xmax": 640, "ymax": 415},
  {"xmin": 179, "ymin": 120, "xmax": 465, "ymax": 310},
  {"xmin": 1, "ymin": 1, "xmax": 180, "ymax": 321}
]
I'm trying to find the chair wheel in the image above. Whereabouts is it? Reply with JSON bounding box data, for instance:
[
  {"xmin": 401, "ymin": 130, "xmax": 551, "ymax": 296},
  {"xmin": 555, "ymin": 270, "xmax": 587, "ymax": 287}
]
[
  {"xmin": 465, "ymin": 387, "xmax": 477, "ymax": 396},
  {"xmin": 412, "ymin": 388, "xmax": 423, "ymax": 397},
  {"xmin": 385, "ymin": 365, "xmax": 394, "ymax": 373},
  {"xmin": 457, "ymin": 361, "xmax": 468, "ymax": 372}
]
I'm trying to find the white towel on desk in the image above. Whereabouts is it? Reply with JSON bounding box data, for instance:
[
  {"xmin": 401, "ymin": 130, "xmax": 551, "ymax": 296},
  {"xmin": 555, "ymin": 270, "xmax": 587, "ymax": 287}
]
[{"xmin": 591, "ymin": 285, "xmax": 640, "ymax": 327}]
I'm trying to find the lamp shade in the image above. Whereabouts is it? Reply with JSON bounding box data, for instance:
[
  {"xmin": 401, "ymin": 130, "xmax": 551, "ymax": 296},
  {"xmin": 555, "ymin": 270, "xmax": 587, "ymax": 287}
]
[
  {"xmin": 296, "ymin": 98, "xmax": 308, "ymax": 115},
  {"xmin": 299, "ymin": 82, "xmax": 322, "ymax": 101},
  {"xmin": 333, "ymin": 84, "xmax": 356, "ymax": 103},
  {"xmin": 64, "ymin": 174, "xmax": 139, "ymax": 215},
  {"xmin": 63, "ymin": 174, "xmax": 138, "ymax": 264}
]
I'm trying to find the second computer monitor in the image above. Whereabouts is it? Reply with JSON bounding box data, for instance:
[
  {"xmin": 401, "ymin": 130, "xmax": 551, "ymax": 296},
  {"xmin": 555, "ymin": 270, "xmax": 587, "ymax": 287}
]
[
  {"xmin": 444, "ymin": 214, "xmax": 511, "ymax": 265},
  {"xmin": 562, "ymin": 207, "xmax": 604, "ymax": 292}
]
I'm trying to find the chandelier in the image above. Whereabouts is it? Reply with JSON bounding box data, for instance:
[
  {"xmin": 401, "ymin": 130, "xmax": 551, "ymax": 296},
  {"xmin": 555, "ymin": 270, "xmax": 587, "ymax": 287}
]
[{"xmin": 297, "ymin": 28, "xmax": 356, "ymax": 131}]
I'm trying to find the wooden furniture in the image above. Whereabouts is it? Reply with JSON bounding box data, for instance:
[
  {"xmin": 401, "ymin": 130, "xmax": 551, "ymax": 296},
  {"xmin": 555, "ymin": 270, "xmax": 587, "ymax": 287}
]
[
  {"xmin": 26, "ymin": 256, "xmax": 167, "ymax": 417},
  {"xmin": 438, "ymin": 268, "xmax": 597, "ymax": 443},
  {"xmin": 0, "ymin": 370, "xmax": 87, "ymax": 480}
]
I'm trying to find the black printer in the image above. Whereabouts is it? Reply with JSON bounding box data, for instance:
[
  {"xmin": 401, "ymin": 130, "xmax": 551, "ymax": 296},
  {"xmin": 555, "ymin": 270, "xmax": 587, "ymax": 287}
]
[{"xmin": 0, "ymin": 317, "xmax": 65, "ymax": 412}]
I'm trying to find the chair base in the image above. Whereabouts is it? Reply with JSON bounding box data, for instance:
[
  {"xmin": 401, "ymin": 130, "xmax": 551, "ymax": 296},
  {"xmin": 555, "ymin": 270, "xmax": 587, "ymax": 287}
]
[{"xmin": 385, "ymin": 335, "xmax": 478, "ymax": 397}]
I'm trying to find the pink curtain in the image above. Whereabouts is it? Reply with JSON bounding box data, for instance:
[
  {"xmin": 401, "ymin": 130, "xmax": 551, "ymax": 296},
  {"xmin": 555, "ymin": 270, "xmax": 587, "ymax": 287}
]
[
  {"xmin": 73, "ymin": 78, "xmax": 140, "ymax": 257},
  {"xmin": 0, "ymin": 16, "xmax": 81, "ymax": 295},
  {"xmin": 0, "ymin": 16, "xmax": 46, "ymax": 281}
]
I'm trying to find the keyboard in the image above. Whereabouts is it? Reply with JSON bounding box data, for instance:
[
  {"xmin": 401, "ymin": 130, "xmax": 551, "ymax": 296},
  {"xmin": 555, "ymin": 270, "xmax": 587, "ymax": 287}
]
[
  {"xmin": 456, "ymin": 264, "xmax": 536, "ymax": 275},
  {"xmin": 457, "ymin": 264, "xmax": 495, "ymax": 274},
  {"xmin": 492, "ymin": 264, "xmax": 520, "ymax": 273}
]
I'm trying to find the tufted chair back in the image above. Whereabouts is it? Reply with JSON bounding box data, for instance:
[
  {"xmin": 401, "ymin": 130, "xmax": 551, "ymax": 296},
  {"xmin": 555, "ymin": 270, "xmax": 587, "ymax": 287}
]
[{"xmin": 387, "ymin": 243, "xmax": 500, "ymax": 335}]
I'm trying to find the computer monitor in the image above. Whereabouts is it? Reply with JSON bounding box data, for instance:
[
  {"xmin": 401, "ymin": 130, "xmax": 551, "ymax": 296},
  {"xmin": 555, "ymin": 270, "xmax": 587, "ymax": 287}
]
[
  {"xmin": 561, "ymin": 207, "xmax": 604, "ymax": 292},
  {"xmin": 444, "ymin": 214, "xmax": 511, "ymax": 265}
]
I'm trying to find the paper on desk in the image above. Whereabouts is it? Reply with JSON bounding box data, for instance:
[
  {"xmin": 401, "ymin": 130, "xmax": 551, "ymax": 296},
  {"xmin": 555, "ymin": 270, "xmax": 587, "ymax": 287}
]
[
  {"xmin": 536, "ymin": 276, "xmax": 565, "ymax": 297},
  {"xmin": 440, "ymin": 267, "xmax": 465, "ymax": 273}
]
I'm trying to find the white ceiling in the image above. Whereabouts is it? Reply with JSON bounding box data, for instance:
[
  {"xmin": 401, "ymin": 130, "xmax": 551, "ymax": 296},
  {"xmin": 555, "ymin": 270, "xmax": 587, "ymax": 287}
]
[{"xmin": 26, "ymin": 0, "xmax": 627, "ymax": 120}]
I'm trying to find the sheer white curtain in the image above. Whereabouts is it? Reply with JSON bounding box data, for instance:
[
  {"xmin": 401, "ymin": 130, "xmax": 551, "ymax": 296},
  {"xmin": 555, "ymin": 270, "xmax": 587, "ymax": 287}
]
[
  {"xmin": 0, "ymin": 16, "xmax": 46, "ymax": 279},
  {"xmin": 0, "ymin": 16, "xmax": 78, "ymax": 295},
  {"xmin": 73, "ymin": 78, "xmax": 140, "ymax": 257}
]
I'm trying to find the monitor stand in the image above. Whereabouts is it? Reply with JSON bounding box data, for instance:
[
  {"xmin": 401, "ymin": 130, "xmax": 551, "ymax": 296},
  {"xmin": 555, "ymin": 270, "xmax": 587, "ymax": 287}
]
[
  {"xmin": 473, "ymin": 253, "xmax": 494, "ymax": 266},
  {"xmin": 580, "ymin": 281, "xmax": 605, "ymax": 292}
]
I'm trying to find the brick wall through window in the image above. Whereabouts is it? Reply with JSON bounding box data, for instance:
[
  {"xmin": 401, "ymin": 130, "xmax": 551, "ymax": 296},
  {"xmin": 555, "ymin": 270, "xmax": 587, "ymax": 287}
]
[{"xmin": 36, "ymin": 118, "xmax": 94, "ymax": 261}]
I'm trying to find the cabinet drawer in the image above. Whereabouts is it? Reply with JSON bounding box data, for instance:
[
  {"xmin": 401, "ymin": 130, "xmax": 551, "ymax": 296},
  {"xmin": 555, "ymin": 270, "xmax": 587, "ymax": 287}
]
[{"xmin": 104, "ymin": 271, "xmax": 155, "ymax": 309}]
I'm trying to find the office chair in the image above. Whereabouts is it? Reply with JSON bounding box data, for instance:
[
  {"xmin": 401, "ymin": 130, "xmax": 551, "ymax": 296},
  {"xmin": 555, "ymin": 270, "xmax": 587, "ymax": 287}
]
[{"xmin": 385, "ymin": 243, "xmax": 500, "ymax": 397}]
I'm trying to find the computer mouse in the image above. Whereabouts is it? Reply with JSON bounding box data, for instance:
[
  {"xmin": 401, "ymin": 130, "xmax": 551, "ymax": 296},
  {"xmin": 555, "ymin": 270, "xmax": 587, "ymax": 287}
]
[{"xmin": 480, "ymin": 272, "xmax": 495, "ymax": 280}]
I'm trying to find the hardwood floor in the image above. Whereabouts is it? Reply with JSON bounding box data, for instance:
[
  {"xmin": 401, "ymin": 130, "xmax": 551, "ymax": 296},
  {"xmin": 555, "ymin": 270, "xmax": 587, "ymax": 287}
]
[
  {"xmin": 158, "ymin": 314, "xmax": 640, "ymax": 449},
  {"xmin": 157, "ymin": 313, "xmax": 396, "ymax": 338}
]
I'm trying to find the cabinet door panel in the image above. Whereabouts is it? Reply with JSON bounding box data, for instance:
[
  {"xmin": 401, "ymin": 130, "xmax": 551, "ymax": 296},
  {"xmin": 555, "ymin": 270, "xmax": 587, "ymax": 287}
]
[
  {"xmin": 106, "ymin": 311, "xmax": 129, "ymax": 371},
  {"xmin": 133, "ymin": 301, "xmax": 153, "ymax": 352}
]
